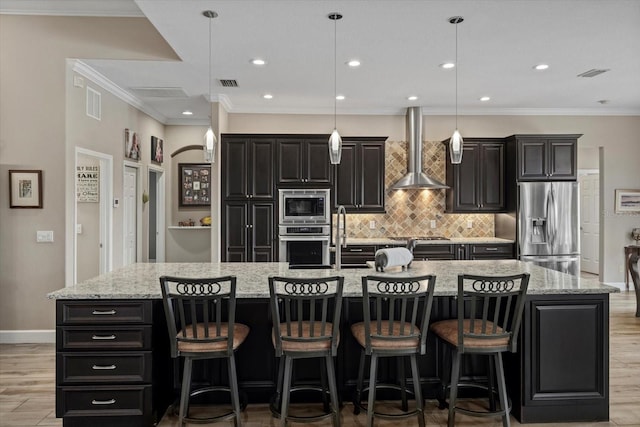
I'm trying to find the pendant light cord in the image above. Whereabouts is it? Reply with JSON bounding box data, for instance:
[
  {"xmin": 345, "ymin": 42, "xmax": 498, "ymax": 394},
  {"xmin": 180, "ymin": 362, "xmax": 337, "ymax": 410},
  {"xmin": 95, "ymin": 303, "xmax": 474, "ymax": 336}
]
[
  {"xmin": 333, "ymin": 15, "xmax": 337, "ymax": 129},
  {"xmin": 209, "ymin": 16, "xmax": 212, "ymax": 105},
  {"xmin": 455, "ymin": 20, "xmax": 458, "ymax": 130}
]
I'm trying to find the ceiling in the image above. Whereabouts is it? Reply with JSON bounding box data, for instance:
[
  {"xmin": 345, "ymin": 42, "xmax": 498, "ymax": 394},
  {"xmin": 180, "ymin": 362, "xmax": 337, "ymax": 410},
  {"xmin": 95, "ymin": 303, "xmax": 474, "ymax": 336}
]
[{"xmin": 2, "ymin": 0, "xmax": 640, "ymax": 124}]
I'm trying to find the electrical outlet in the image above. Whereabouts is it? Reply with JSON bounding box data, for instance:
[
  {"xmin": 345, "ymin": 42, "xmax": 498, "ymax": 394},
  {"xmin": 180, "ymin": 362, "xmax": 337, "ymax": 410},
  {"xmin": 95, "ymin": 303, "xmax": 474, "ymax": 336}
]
[
  {"xmin": 369, "ymin": 220, "xmax": 376, "ymax": 230},
  {"xmin": 467, "ymin": 220, "xmax": 473, "ymax": 229},
  {"xmin": 36, "ymin": 230, "xmax": 54, "ymax": 243},
  {"xmin": 430, "ymin": 220, "xmax": 436, "ymax": 229}
]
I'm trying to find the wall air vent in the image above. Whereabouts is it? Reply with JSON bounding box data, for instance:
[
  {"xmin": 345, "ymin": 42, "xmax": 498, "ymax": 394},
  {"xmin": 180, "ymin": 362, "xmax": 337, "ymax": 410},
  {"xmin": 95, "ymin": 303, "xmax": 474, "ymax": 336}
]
[
  {"xmin": 86, "ymin": 86, "xmax": 101, "ymax": 120},
  {"xmin": 219, "ymin": 79, "xmax": 238, "ymax": 87},
  {"xmin": 130, "ymin": 87, "xmax": 188, "ymax": 98},
  {"xmin": 577, "ymin": 69, "xmax": 610, "ymax": 78}
]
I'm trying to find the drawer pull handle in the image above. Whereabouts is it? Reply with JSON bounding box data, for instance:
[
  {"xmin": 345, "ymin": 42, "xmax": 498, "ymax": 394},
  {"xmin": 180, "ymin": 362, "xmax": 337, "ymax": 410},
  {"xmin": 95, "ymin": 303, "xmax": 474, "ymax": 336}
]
[
  {"xmin": 485, "ymin": 247, "xmax": 499, "ymax": 251},
  {"xmin": 349, "ymin": 249, "xmax": 363, "ymax": 252},
  {"xmin": 92, "ymin": 309, "xmax": 116, "ymax": 315},
  {"xmin": 91, "ymin": 399, "xmax": 116, "ymax": 405},
  {"xmin": 91, "ymin": 334, "xmax": 116, "ymax": 340},
  {"xmin": 92, "ymin": 364, "xmax": 117, "ymax": 370}
]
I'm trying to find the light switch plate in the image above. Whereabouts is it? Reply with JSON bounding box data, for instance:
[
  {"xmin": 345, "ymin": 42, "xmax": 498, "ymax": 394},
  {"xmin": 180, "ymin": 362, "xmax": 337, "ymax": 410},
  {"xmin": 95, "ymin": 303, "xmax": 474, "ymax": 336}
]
[
  {"xmin": 76, "ymin": 224, "xmax": 82, "ymax": 234},
  {"xmin": 430, "ymin": 220, "xmax": 437, "ymax": 229},
  {"xmin": 36, "ymin": 230, "xmax": 54, "ymax": 243},
  {"xmin": 369, "ymin": 220, "xmax": 376, "ymax": 229},
  {"xmin": 467, "ymin": 220, "xmax": 473, "ymax": 229}
]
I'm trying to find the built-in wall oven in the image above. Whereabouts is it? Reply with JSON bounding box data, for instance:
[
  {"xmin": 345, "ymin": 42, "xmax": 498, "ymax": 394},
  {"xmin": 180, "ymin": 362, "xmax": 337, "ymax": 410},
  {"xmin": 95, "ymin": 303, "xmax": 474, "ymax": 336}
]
[{"xmin": 278, "ymin": 189, "xmax": 331, "ymax": 265}]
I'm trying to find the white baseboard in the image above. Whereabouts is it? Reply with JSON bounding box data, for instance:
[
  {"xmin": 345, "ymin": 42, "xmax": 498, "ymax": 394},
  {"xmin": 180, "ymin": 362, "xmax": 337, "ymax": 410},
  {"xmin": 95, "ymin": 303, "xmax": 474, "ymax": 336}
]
[{"xmin": 0, "ymin": 330, "xmax": 55, "ymax": 344}]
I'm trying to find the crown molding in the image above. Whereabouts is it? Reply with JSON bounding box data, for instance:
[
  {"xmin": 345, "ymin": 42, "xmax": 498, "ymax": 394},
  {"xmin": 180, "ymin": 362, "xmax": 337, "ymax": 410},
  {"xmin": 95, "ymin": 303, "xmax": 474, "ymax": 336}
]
[
  {"xmin": 71, "ymin": 60, "xmax": 168, "ymax": 124},
  {"xmin": 0, "ymin": 0, "xmax": 143, "ymax": 17}
]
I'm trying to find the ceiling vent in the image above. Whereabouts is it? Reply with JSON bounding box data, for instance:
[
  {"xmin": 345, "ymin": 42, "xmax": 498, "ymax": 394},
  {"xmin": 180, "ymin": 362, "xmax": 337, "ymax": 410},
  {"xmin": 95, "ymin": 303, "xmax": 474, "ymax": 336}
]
[
  {"xmin": 130, "ymin": 87, "xmax": 188, "ymax": 98},
  {"xmin": 219, "ymin": 79, "xmax": 238, "ymax": 87},
  {"xmin": 577, "ymin": 69, "xmax": 610, "ymax": 78}
]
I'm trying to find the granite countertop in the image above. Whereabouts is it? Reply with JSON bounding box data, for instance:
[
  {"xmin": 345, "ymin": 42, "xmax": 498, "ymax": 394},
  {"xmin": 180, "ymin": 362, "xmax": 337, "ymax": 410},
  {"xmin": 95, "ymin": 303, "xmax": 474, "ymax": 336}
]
[
  {"xmin": 335, "ymin": 237, "xmax": 514, "ymax": 246},
  {"xmin": 48, "ymin": 260, "xmax": 618, "ymax": 300}
]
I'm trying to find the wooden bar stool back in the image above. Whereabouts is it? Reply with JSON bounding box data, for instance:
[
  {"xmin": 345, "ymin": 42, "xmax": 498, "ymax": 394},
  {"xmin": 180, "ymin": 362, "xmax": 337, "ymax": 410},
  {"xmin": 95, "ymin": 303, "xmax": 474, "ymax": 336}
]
[
  {"xmin": 430, "ymin": 273, "xmax": 529, "ymax": 427},
  {"xmin": 269, "ymin": 276, "xmax": 344, "ymax": 427},
  {"xmin": 629, "ymin": 254, "xmax": 640, "ymax": 316},
  {"xmin": 160, "ymin": 275, "xmax": 249, "ymax": 427},
  {"xmin": 351, "ymin": 275, "xmax": 436, "ymax": 427}
]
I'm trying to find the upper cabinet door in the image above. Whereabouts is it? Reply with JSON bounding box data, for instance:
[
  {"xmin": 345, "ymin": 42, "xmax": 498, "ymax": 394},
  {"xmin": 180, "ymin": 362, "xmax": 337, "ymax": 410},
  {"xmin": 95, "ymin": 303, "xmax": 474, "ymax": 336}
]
[
  {"xmin": 223, "ymin": 138, "xmax": 249, "ymax": 199},
  {"xmin": 250, "ymin": 139, "xmax": 275, "ymax": 198},
  {"xmin": 359, "ymin": 142, "xmax": 385, "ymax": 211},
  {"xmin": 334, "ymin": 143, "xmax": 358, "ymax": 209},
  {"xmin": 277, "ymin": 139, "xmax": 304, "ymax": 185},
  {"xmin": 514, "ymin": 135, "xmax": 579, "ymax": 181},
  {"xmin": 305, "ymin": 140, "xmax": 332, "ymax": 185},
  {"xmin": 277, "ymin": 138, "xmax": 333, "ymax": 186},
  {"xmin": 480, "ymin": 143, "xmax": 505, "ymax": 210},
  {"xmin": 223, "ymin": 137, "xmax": 275, "ymax": 199}
]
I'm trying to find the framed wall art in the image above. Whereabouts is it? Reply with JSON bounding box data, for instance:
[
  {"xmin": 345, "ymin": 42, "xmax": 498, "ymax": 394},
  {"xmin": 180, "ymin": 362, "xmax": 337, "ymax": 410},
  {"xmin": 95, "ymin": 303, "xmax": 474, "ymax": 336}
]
[
  {"xmin": 151, "ymin": 136, "xmax": 164, "ymax": 164},
  {"xmin": 615, "ymin": 189, "xmax": 640, "ymax": 213},
  {"xmin": 9, "ymin": 170, "xmax": 43, "ymax": 208},
  {"xmin": 124, "ymin": 128, "xmax": 140, "ymax": 161},
  {"xmin": 179, "ymin": 163, "xmax": 211, "ymax": 207}
]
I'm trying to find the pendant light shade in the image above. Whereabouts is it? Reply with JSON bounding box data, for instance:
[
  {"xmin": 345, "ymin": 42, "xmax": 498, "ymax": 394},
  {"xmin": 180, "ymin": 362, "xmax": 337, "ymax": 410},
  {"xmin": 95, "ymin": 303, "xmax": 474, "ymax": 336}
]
[
  {"xmin": 449, "ymin": 16, "xmax": 464, "ymax": 164},
  {"xmin": 329, "ymin": 128, "xmax": 342, "ymax": 164},
  {"xmin": 203, "ymin": 126, "xmax": 216, "ymax": 162},
  {"xmin": 328, "ymin": 12, "xmax": 343, "ymax": 165},
  {"xmin": 203, "ymin": 10, "xmax": 218, "ymax": 163}
]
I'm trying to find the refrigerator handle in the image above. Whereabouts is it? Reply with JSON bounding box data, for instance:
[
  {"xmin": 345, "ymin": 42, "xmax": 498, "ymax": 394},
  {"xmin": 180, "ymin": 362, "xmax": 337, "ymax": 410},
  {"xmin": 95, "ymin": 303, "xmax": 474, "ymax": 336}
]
[{"xmin": 547, "ymin": 184, "xmax": 555, "ymax": 245}]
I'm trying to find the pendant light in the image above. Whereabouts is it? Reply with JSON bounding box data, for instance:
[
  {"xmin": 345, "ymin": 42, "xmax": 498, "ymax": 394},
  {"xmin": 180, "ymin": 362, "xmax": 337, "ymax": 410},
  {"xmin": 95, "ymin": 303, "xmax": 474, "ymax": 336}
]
[
  {"xmin": 203, "ymin": 10, "xmax": 218, "ymax": 163},
  {"xmin": 449, "ymin": 16, "xmax": 464, "ymax": 164},
  {"xmin": 328, "ymin": 12, "xmax": 343, "ymax": 164}
]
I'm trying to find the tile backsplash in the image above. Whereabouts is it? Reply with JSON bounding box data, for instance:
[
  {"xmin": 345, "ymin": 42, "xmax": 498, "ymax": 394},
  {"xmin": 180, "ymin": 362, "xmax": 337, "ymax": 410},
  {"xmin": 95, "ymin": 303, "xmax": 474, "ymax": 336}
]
[{"xmin": 336, "ymin": 140, "xmax": 494, "ymax": 238}]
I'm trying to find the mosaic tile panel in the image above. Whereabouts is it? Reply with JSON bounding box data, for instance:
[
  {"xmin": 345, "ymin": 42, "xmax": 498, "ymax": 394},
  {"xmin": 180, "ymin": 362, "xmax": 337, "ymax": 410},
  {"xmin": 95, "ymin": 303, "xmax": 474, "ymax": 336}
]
[{"xmin": 336, "ymin": 140, "xmax": 495, "ymax": 238}]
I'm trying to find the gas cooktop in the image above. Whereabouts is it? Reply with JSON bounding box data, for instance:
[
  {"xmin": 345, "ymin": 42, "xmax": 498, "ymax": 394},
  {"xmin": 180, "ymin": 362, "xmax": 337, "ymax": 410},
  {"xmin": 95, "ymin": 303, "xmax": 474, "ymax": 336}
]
[{"xmin": 389, "ymin": 236, "xmax": 450, "ymax": 241}]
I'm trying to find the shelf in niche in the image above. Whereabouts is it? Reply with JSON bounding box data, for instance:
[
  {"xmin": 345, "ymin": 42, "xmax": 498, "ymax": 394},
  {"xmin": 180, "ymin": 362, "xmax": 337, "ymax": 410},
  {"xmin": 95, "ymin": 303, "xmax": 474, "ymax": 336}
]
[{"xmin": 168, "ymin": 226, "xmax": 211, "ymax": 230}]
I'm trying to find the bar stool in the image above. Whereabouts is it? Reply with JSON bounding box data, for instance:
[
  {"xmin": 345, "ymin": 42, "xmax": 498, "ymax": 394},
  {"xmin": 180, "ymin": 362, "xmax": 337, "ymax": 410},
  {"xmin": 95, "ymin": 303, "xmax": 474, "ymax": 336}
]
[
  {"xmin": 351, "ymin": 274, "xmax": 437, "ymax": 427},
  {"xmin": 269, "ymin": 275, "xmax": 344, "ymax": 427},
  {"xmin": 160, "ymin": 275, "xmax": 249, "ymax": 426},
  {"xmin": 430, "ymin": 273, "xmax": 529, "ymax": 427},
  {"xmin": 629, "ymin": 254, "xmax": 640, "ymax": 316}
]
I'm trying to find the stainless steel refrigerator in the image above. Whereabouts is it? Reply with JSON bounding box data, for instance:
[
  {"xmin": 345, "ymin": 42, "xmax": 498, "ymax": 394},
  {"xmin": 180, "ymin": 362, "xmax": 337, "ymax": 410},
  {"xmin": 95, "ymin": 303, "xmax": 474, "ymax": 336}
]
[{"xmin": 518, "ymin": 181, "xmax": 580, "ymax": 276}]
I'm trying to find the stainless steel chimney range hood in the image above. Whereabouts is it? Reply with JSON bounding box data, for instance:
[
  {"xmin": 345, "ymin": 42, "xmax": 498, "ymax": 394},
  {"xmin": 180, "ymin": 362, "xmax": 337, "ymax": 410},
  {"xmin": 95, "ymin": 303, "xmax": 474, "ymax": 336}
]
[{"xmin": 391, "ymin": 107, "xmax": 448, "ymax": 190}]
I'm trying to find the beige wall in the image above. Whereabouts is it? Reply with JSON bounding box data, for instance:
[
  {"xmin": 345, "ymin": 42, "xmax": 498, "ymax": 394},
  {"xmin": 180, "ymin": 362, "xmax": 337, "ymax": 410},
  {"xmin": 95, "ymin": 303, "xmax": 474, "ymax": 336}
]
[{"xmin": 0, "ymin": 15, "xmax": 177, "ymax": 332}]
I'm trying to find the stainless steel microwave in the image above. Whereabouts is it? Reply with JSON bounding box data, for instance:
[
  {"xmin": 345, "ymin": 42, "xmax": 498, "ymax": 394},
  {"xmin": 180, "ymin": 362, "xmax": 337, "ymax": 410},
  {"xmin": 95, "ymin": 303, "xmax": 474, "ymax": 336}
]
[{"xmin": 278, "ymin": 189, "xmax": 330, "ymax": 224}]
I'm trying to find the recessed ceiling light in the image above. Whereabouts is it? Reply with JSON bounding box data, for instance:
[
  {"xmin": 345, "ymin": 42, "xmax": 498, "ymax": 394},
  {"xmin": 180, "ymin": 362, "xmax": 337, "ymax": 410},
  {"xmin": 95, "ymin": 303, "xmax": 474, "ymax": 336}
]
[
  {"xmin": 479, "ymin": 96, "xmax": 491, "ymax": 102},
  {"xmin": 597, "ymin": 99, "xmax": 609, "ymax": 105},
  {"xmin": 534, "ymin": 64, "xmax": 549, "ymax": 70},
  {"xmin": 336, "ymin": 95, "xmax": 345, "ymax": 101},
  {"xmin": 347, "ymin": 59, "xmax": 361, "ymax": 67},
  {"xmin": 263, "ymin": 94, "xmax": 273, "ymax": 99},
  {"xmin": 440, "ymin": 62, "xmax": 455, "ymax": 69},
  {"xmin": 407, "ymin": 96, "xmax": 418, "ymax": 101},
  {"xmin": 182, "ymin": 110, "xmax": 193, "ymax": 115},
  {"xmin": 251, "ymin": 58, "xmax": 267, "ymax": 66}
]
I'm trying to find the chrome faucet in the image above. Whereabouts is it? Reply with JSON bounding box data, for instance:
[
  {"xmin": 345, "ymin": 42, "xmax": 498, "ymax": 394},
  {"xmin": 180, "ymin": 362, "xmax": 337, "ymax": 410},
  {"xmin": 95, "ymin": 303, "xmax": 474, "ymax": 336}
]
[{"xmin": 335, "ymin": 205, "xmax": 347, "ymax": 270}]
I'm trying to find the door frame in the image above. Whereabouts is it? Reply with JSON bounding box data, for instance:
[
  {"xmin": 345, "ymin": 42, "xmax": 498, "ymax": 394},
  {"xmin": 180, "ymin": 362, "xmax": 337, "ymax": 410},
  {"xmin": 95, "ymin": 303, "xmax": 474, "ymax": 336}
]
[
  {"xmin": 148, "ymin": 164, "xmax": 166, "ymax": 262},
  {"xmin": 578, "ymin": 169, "xmax": 600, "ymax": 276},
  {"xmin": 123, "ymin": 160, "xmax": 143, "ymax": 265},
  {"xmin": 67, "ymin": 147, "xmax": 113, "ymax": 286}
]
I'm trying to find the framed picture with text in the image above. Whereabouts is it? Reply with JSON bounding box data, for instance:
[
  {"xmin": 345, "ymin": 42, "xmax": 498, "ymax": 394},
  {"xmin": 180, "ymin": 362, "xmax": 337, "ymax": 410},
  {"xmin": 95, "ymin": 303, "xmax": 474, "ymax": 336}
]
[
  {"xmin": 9, "ymin": 170, "xmax": 43, "ymax": 208},
  {"xmin": 179, "ymin": 163, "xmax": 211, "ymax": 207}
]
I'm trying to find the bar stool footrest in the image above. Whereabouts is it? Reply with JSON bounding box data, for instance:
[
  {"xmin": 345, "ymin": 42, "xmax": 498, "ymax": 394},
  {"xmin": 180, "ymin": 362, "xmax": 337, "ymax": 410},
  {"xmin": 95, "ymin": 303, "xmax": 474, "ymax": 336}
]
[
  {"xmin": 442, "ymin": 382, "xmax": 512, "ymax": 417},
  {"xmin": 270, "ymin": 385, "xmax": 334, "ymax": 420},
  {"xmin": 353, "ymin": 383, "xmax": 420, "ymax": 418}
]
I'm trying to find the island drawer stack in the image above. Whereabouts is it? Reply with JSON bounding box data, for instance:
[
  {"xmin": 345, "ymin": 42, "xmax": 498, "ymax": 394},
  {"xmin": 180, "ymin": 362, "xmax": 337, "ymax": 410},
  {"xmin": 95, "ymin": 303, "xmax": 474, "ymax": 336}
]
[{"xmin": 56, "ymin": 300, "xmax": 169, "ymax": 427}]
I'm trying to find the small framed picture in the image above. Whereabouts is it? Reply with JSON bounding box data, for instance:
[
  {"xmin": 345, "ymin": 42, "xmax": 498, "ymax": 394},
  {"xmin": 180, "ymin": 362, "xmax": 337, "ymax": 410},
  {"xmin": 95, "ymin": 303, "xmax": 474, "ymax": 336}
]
[
  {"xmin": 151, "ymin": 136, "xmax": 163, "ymax": 164},
  {"xmin": 9, "ymin": 170, "xmax": 43, "ymax": 208},
  {"xmin": 179, "ymin": 163, "xmax": 211, "ymax": 207},
  {"xmin": 124, "ymin": 128, "xmax": 140, "ymax": 161},
  {"xmin": 615, "ymin": 189, "xmax": 640, "ymax": 213}
]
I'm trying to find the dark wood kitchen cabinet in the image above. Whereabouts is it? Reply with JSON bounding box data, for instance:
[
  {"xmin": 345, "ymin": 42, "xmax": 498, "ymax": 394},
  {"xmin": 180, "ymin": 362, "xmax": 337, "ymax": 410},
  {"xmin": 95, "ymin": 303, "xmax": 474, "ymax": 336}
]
[
  {"xmin": 507, "ymin": 134, "xmax": 580, "ymax": 181},
  {"xmin": 222, "ymin": 135, "xmax": 275, "ymax": 199},
  {"xmin": 56, "ymin": 300, "xmax": 171, "ymax": 427},
  {"xmin": 222, "ymin": 201, "xmax": 276, "ymax": 262},
  {"xmin": 277, "ymin": 137, "xmax": 332, "ymax": 187},
  {"xmin": 333, "ymin": 137, "xmax": 386, "ymax": 213},
  {"xmin": 444, "ymin": 138, "xmax": 506, "ymax": 213}
]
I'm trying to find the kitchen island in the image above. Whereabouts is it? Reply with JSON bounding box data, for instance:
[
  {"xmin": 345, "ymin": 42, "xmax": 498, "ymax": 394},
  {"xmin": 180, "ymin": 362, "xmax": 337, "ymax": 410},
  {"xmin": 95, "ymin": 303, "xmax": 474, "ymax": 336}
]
[{"xmin": 49, "ymin": 261, "xmax": 617, "ymax": 426}]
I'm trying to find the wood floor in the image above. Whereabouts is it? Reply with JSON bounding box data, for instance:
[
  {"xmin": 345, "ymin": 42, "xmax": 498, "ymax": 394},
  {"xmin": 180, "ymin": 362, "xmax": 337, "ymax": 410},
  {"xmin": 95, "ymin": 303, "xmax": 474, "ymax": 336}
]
[{"xmin": 2, "ymin": 290, "xmax": 639, "ymax": 426}]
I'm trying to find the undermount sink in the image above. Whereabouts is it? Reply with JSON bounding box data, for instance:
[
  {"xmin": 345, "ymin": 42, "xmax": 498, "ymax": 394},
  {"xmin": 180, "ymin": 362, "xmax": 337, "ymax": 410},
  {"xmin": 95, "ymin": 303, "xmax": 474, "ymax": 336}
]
[{"xmin": 287, "ymin": 264, "xmax": 371, "ymax": 270}]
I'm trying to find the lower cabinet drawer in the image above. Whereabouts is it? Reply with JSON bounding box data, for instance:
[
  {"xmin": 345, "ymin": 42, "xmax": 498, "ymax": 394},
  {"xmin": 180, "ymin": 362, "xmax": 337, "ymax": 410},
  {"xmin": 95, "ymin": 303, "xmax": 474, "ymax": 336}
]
[
  {"xmin": 471, "ymin": 244, "xmax": 513, "ymax": 255},
  {"xmin": 57, "ymin": 352, "xmax": 152, "ymax": 384},
  {"xmin": 56, "ymin": 385, "xmax": 151, "ymax": 419},
  {"xmin": 58, "ymin": 326, "xmax": 152, "ymax": 350}
]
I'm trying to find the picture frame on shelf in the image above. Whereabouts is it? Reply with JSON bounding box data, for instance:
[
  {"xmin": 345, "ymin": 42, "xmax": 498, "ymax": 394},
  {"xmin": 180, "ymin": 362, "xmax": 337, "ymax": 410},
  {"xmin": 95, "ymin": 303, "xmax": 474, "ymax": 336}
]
[
  {"xmin": 124, "ymin": 128, "xmax": 140, "ymax": 161},
  {"xmin": 151, "ymin": 136, "xmax": 163, "ymax": 164},
  {"xmin": 179, "ymin": 163, "xmax": 211, "ymax": 207},
  {"xmin": 9, "ymin": 170, "xmax": 43, "ymax": 208},
  {"xmin": 615, "ymin": 189, "xmax": 640, "ymax": 213}
]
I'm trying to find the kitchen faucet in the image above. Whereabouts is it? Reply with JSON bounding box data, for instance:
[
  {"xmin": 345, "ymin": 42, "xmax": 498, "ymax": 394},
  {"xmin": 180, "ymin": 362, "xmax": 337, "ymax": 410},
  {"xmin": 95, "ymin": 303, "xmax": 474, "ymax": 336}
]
[{"xmin": 335, "ymin": 205, "xmax": 347, "ymax": 270}]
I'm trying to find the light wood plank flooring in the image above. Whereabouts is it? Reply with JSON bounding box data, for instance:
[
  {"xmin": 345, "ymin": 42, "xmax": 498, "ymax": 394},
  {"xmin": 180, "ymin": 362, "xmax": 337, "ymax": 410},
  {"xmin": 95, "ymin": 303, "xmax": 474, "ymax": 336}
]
[{"xmin": 2, "ymin": 290, "xmax": 638, "ymax": 426}]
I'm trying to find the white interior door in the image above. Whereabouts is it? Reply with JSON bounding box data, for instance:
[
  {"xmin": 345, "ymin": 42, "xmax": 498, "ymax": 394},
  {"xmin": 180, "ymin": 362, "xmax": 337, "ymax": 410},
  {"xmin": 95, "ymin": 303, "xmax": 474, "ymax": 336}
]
[
  {"xmin": 579, "ymin": 173, "xmax": 599, "ymax": 274},
  {"xmin": 123, "ymin": 166, "xmax": 138, "ymax": 266},
  {"xmin": 148, "ymin": 167, "xmax": 166, "ymax": 262}
]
